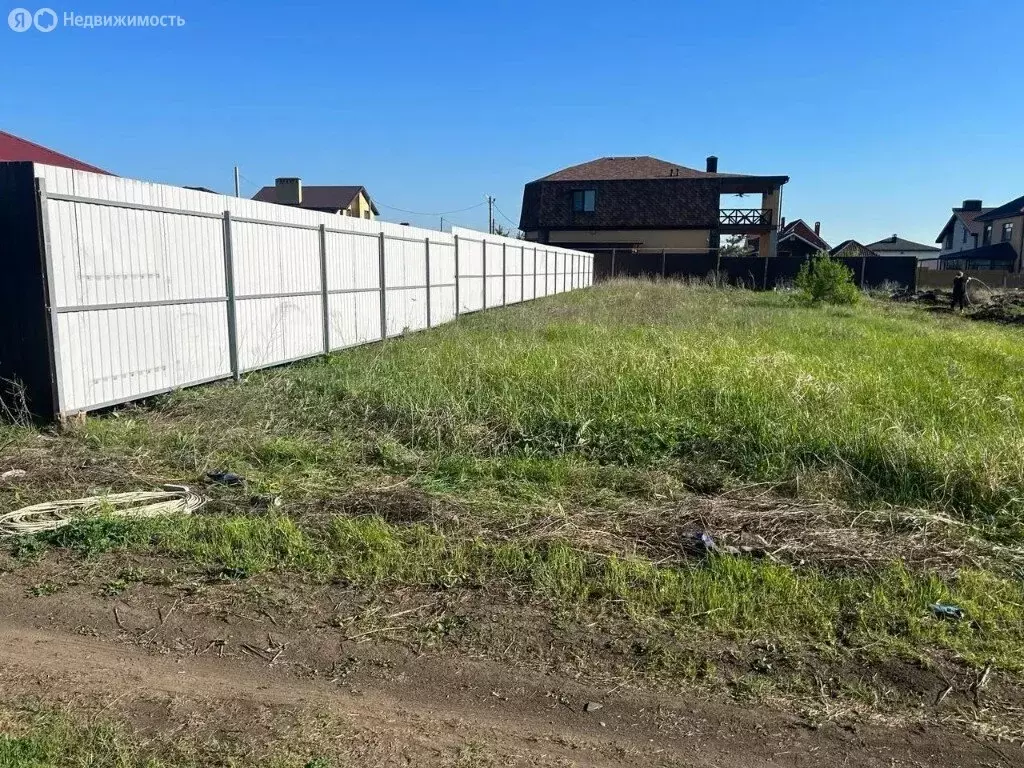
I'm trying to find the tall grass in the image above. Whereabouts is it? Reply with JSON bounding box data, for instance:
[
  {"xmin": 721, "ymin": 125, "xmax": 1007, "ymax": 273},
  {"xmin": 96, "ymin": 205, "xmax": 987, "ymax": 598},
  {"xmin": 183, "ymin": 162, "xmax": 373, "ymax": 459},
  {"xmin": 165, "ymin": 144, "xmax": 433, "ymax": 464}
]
[{"xmin": 262, "ymin": 281, "xmax": 1024, "ymax": 519}]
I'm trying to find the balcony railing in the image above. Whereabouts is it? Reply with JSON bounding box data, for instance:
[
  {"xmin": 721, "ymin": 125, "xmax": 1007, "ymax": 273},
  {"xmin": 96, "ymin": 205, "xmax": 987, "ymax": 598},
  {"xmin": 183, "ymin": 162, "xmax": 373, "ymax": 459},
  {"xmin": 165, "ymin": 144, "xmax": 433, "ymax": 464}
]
[{"xmin": 720, "ymin": 209, "xmax": 772, "ymax": 226}]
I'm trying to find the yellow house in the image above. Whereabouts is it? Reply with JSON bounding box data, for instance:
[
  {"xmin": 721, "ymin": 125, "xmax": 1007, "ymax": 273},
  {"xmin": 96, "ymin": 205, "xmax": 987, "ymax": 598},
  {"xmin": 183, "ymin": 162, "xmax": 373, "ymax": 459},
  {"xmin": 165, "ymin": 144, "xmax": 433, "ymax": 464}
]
[{"xmin": 253, "ymin": 177, "xmax": 379, "ymax": 220}]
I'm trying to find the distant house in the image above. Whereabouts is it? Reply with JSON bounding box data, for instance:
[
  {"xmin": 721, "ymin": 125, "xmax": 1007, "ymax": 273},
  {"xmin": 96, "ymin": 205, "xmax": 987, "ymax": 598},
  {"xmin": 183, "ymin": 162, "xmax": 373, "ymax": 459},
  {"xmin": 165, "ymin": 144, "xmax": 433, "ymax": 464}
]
[
  {"xmin": 746, "ymin": 218, "xmax": 830, "ymax": 258},
  {"xmin": 518, "ymin": 155, "xmax": 789, "ymax": 259},
  {"xmin": 865, "ymin": 235, "xmax": 939, "ymax": 260},
  {"xmin": 253, "ymin": 177, "xmax": 378, "ymax": 219},
  {"xmin": 934, "ymin": 200, "xmax": 993, "ymax": 257},
  {"xmin": 776, "ymin": 219, "xmax": 830, "ymax": 258},
  {"xmin": 829, "ymin": 240, "xmax": 875, "ymax": 259},
  {"xmin": 0, "ymin": 129, "xmax": 110, "ymax": 174}
]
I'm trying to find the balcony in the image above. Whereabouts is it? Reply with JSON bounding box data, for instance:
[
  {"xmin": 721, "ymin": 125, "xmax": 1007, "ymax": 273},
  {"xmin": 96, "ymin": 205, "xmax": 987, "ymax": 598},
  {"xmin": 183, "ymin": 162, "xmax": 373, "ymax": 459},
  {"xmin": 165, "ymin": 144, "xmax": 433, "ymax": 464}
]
[{"xmin": 720, "ymin": 209, "xmax": 772, "ymax": 227}]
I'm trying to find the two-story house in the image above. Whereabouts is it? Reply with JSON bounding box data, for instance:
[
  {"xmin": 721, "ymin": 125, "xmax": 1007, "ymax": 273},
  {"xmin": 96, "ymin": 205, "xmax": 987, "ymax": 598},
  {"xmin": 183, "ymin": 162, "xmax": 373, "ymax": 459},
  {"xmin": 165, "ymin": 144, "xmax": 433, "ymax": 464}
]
[
  {"xmin": 934, "ymin": 200, "xmax": 992, "ymax": 257},
  {"xmin": 518, "ymin": 155, "xmax": 788, "ymax": 261},
  {"xmin": 930, "ymin": 194, "xmax": 1023, "ymax": 271},
  {"xmin": 253, "ymin": 177, "xmax": 378, "ymax": 219}
]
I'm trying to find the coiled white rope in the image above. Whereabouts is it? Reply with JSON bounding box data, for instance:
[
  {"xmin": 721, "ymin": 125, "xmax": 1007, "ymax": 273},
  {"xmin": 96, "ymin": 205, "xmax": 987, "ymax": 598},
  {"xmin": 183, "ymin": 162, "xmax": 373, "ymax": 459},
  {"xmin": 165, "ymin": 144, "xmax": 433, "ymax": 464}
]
[{"xmin": 0, "ymin": 485, "xmax": 206, "ymax": 537}]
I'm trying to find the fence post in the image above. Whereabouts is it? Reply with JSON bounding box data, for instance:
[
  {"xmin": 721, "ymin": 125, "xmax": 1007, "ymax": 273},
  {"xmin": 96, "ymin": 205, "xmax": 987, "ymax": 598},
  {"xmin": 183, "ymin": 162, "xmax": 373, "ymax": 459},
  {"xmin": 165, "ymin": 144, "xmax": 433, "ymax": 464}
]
[
  {"xmin": 319, "ymin": 224, "xmax": 330, "ymax": 355},
  {"xmin": 520, "ymin": 245, "xmax": 525, "ymax": 301},
  {"xmin": 860, "ymin": 256, "xmax": 867, "ymax": 289},
  {"xmin": 715, "ymin": 249, "xmax": 722, "ymax": 285},
  {"xmin": 425, "ymin": 237, "xmax": 432, "ymax": 328},
  {"xmin": 533, "ymin": 247, "xmax": 538, "ymax": 298},
  {"xmin": 378, "ymin": 232, "xmax": 387, "ymax": 340},
  {"xmin": 661, "ymin": 248, "xmax": 666, "ymax": 278},
  {"xmin": 482, "ymin": 240, "xmax": 487, "ymax": 309},
  {"xmin": 222, "ymin": 211, "xmax": 240, "ymax": 382},
  {"xmin": 454, "ymin": 235, "xmax": 461, "ymax": 317},
  {"xmin": 762, "ymin": 256, "xmax": 770, "ymax": 291},
  {"xmin": 502, "ymin": 242, "xmax": 507, "ymax": 305}
]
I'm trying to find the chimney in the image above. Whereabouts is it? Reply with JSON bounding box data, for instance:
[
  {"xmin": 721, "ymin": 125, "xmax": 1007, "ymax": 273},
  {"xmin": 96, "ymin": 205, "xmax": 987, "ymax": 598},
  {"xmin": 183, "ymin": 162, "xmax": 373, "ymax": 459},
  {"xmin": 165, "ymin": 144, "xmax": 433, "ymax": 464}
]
[
  {"xmin": 705, "ymin": 155, "xmax": 718, "ymax": 173},
  {"xmin": 780, "ymin": 217, "xmax": 786, "ymax": 229},
  {"xmin": 962, "ymin": 199, "xmax": 982, "ymax": 211},
  {"xmin": 814, "ymin": 221, "xmax": 821, "ymax": 236},
  {"xmin": 275, "ymin": 177, "xmax": 302, "ymax": 206}
]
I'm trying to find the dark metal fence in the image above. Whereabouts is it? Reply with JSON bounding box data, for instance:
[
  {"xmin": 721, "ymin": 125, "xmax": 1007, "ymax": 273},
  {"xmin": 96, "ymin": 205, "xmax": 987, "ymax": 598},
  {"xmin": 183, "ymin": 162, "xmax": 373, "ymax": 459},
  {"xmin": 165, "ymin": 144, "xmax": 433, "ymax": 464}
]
[{"xmin": 592, "ymin": 250, "xmax": 918, "ymax": 290}]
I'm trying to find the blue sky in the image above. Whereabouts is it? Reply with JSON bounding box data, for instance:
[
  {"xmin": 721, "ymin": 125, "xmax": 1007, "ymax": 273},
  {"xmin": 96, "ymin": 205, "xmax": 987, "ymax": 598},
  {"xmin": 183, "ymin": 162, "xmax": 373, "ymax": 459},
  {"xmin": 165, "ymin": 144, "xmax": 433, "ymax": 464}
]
[{"xmin": 3, "ymin": 0, "xmax": 1022, "ymax": 246}]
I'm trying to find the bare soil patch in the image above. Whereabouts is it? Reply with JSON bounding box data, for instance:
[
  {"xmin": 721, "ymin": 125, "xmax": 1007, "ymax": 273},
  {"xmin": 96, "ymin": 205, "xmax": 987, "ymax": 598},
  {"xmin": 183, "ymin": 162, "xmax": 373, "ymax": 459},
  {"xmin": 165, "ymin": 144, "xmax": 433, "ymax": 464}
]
[{"xmin": 2, "ymin": 569, "xmax": 1023, "ymax": 767}]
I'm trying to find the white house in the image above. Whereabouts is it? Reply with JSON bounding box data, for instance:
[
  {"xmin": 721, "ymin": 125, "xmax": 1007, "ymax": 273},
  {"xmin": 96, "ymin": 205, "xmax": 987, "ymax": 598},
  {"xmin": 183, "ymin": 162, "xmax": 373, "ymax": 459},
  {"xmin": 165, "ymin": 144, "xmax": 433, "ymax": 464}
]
[{"xmin": 934, "ymin": 200, "xmax": 993, "ymax": 257}]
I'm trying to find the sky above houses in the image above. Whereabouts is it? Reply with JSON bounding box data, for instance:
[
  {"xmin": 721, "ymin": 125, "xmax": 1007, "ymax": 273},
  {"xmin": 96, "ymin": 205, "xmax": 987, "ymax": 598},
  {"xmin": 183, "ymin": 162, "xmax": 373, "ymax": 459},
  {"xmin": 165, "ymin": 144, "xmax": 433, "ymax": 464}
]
[{"xmin": 2, "ymin": 0, "xmax": 1022, "ymax": 246}]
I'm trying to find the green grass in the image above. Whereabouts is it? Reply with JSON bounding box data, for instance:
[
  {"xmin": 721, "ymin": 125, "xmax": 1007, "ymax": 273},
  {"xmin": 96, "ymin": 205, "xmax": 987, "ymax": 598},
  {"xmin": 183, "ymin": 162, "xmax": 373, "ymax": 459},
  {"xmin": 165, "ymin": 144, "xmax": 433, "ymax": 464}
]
[
  {"xmin": 0, "ymin": 705, "xmax": 344, "ymax": 768},
  {"xmin": 305, "ymin": 282, "xmax": 1024, "ymax": 519},
  {"xmin": 6, "ymin": 280, "xmax": 1024, "ymax": 699},
  {"xmin": 73, "ymin": 280, "xmax": 1024, "ymax": 521},
  {"xmin": 26, "ymin": 511, "xmax": 1024, "ymax": 671}
]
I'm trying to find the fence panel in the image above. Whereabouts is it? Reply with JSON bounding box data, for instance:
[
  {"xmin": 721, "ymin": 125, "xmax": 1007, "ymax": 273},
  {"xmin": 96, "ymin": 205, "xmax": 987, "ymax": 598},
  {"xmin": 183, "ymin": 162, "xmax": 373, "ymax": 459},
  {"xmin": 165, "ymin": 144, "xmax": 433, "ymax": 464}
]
[
  {"xmin": 456, "ymin": 236, "xmax": 485, "ymax": 313},
  {"xmin": 2, "ymin": 164, "xmax": 592, "ymax": 418},
  {"xmin": 429, "ymin": 240, "xmax": 457, "ymax": 326},
  {"xmin": 324, "ymin": 229, "xmax": 382, "ymax": 349}
]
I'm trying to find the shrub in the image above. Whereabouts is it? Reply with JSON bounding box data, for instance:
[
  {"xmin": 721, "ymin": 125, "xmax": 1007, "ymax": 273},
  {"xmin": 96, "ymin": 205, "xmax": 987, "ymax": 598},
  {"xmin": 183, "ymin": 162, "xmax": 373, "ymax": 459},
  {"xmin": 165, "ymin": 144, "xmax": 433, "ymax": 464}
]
[{"xmin": 794, "ymin": 252, "xmax": 860, "ymax": 305}]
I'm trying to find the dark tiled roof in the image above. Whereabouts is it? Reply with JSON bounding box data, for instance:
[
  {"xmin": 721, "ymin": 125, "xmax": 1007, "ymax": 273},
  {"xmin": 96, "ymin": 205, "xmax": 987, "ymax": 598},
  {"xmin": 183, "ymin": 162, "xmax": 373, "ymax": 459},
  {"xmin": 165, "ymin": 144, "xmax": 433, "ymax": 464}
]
[
  {"xmin": 533, "ymin": 156, "xmax": 777, "ymax": 182},
  {"xmin": 976, "ymin": 195, "xmax": 1024, "ymax": 222},
  {"xmin": 0, "ymin": 130, "xmax": 111, "ymax": 174},
  {"xmin": 253, "ymin": 185, "xmax": 378, "ymax": 214},
  {"xmin": 937, "ymin": 242, "xmax": 1017, "ymax": 264},
  {"xmin": 779, "ymin": 219, "xmax": 830, "ymax": 251},
  {"xmin": 866, "ymin": 235, "xmax": 939, "ymax": 253},
  {"xmin": 829, "ymin": 240, "xmax": 875, "ymax": 258},
  {"xmin": 935, "ymin": 206, "xmax": 995, "ymax": 242}
]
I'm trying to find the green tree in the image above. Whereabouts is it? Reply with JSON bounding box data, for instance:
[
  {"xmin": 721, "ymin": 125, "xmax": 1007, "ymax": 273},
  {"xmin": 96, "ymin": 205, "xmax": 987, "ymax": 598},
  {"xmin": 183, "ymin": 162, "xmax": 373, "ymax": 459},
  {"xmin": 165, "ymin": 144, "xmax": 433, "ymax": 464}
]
[{"xmin": 794, "ymin": 251, "xmax": 860, "ymax": 305}]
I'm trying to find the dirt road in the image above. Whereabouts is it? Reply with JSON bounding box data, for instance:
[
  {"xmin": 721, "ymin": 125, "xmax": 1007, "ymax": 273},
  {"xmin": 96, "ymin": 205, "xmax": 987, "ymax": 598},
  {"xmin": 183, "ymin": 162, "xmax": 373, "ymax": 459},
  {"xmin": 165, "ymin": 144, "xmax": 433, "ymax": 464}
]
[{"xmin": 1, "ymin": 585, "xmax": 1021, "ymax": 767}]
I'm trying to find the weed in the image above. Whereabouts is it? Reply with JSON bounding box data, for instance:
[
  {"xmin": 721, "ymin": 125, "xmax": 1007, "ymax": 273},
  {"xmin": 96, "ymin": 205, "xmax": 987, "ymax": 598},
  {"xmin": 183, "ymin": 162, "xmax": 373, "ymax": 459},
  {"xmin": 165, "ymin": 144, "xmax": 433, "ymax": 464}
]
[
  {"xmin": 27, "ymin": 582, "xmax": 63, "ymax": 597},
  {"xmin": 101, "ymin": 579, "xmax": 129, "ymax": 596}
]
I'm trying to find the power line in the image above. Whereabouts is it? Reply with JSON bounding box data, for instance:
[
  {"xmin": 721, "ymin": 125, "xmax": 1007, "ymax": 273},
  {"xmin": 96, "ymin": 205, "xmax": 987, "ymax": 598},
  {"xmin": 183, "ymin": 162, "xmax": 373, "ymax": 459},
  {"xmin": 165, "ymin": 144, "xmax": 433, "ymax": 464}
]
[
  {"xmin": 238, "ymin": 173, "xmax": 263, "ymax": 192},
  {"xmin": 375, "ymin": 200, "xmax": 486, "ymax": 217},
  {"xmin": 232, "ymin": 177, "xmax": 488, "ymax": 229},
  {"xmin": 493, "ymin": 201, "xmax": 519, "ymax": 230}
]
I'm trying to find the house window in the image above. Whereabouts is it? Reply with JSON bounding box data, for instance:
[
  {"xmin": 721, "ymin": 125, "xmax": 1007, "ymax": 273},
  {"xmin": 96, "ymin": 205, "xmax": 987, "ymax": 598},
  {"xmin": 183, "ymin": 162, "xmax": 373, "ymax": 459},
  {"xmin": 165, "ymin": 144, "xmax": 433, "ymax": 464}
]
[
  {"xmin": 983, "ymin": 223, "xmax": 993, "ymax": 246},
  {"xmin": 572, "ymin": 189, "xmax": 596, "ymax": 213},
  {"xmin": 1002, "ymin": 222, "xmax": 1014, "ymax": 242},
  {"xmin": 944, "ymin": 232, "xmax": 953, "ymax": 249},
  {"xmin": 363, "ymin": 210, "xmax": 370, "ymax": 219},
  {"xmin": 962, "ymin": 227, "xmax": 968, "ymax": 244}
]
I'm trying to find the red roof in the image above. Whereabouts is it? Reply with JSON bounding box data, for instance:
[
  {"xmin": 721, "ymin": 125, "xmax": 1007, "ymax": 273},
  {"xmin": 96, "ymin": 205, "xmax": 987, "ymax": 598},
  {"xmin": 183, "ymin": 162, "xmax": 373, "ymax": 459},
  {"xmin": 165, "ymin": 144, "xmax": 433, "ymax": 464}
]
[
  {"xmin": 0, "ymin": 130, "xmax": 111, "ymax": 175},
  {"xmin": 779, "ymin": 219, "xmax": 830, "ymax": 251}
]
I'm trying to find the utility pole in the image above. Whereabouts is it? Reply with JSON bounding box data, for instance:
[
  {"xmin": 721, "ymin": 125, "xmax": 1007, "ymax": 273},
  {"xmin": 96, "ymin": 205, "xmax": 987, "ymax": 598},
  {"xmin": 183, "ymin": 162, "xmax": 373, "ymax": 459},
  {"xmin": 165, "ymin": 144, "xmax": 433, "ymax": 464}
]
[
  {"xmin": 487, "ymin": 196, "xmax": 494, "ymax": 234},
  {"xmin": 440, "ymin": 216, "xmax": 445, "ymax": 232},
  {"xmin": 233, "ymin": 166, "xmax": 240, "ymax": 197}
]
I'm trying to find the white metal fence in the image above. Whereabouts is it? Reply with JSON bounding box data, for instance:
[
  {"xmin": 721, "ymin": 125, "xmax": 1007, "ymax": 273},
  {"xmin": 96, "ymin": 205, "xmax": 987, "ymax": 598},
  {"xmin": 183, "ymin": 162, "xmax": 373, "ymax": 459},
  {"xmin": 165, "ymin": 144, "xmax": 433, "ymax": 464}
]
[{"xmin": 27, "ymin": 164, "xmax": 592, "ymax": 416}]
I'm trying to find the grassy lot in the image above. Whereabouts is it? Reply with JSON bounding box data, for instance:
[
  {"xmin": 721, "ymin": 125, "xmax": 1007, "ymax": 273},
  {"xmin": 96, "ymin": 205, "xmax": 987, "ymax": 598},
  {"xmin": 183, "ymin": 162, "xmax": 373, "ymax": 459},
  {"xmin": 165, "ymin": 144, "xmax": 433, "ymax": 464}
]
[{"xmin": 3, "ymin": 280, "xmax": 1024, "ymax": 715}]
